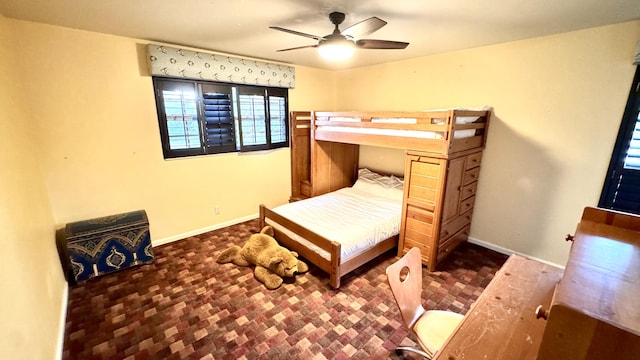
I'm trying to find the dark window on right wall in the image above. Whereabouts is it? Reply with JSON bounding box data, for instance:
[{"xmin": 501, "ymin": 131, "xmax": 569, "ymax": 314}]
[{"xmin": 599, "ymin": 66, "xmax": 640, "ymax": 214}]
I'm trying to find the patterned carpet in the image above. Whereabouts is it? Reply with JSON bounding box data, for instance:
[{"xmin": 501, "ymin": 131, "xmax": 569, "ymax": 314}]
[{"xmin": 62, "ymin": 219, "xmax": 508, "ymax": 360}]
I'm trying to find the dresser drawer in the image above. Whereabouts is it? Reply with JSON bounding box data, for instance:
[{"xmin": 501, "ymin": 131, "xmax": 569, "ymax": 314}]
[
  {"xmin": 407, "ymin": 185, "xmax": 438, "ymax": 203},
  {"xmin": 404, "ymin": 224, "xmax": 434, "ymax": 252},
  {"xmin": 463, "ymin": 167, "xmax": 480, "ymax": 185},
  {"xmin": 440, "ymin": 211, "xmax": 472, "ymax": 240},
  {"xmin": 438, "ymin": 225, "xmax": 470, "ymax": 260},
  {"xmin": 405, "ymin": 212, "xmax": 434, "ymax": 239},
  {"xmin": 408, "ymin": 161, "xmax": 442, "ymax": 202},
  {"xmin": 411, "ymin": 160, "xmax": 441, "ymax": 177},
  {"xmin": 402, "ymin": 236, "xmax": 432, "ymax": 256},
  {"xmin": 407, "ymin": 205, "xmax": 435, "ymax": 224},
  {"xmin": 465, "ymin": 152, "xmax": 482, "ymax": 170},
  {"xmin": 459, "ymin": 195, "xmax": 476, "ymax": 214},
  {"xmin": 461, "ymin": 182, "xmax": 477, "ymax": 200},
  {"xmin": 408, "ymin": 173, "xmax": 440, "ymax": 190},
  {"xmin": 403, "ymin": 205, "xmax": 436, "ymax": 248}
]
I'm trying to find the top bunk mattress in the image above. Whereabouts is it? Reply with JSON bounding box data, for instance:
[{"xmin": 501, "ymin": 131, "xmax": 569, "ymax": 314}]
[{"xmin": 266, "ymin": 187, "xmax": 402, "ymax": 261}]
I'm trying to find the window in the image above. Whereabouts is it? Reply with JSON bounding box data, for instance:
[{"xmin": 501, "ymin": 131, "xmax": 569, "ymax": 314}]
[
  {"xmin": 599, "ymin": 67, "xmax": 640, "ymax": 214},
  {"xmin": 153, "ymin": 77, "xmax": 288, "ymax": 158}
]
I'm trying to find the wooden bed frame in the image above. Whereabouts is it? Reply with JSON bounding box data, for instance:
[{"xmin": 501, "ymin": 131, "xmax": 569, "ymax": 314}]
[
  {"xmin": 265, "ymin": 109, "xmax": 490, "ymax": 288},
  {"xmin": 312, "ymin": 110, "xmax": 489, "ymax": 154},
  {"xmin": 259, "ymin": 204, "xmax": 398, "ymax": 289}
]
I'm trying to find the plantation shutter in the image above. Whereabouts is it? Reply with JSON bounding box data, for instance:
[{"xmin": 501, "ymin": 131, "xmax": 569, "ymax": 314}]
[
  {"xmin": 152, "ymin": 77, "xmax": 289, "ymax": 158},
  {"xmin": 236, "ymin": 86, "xmax": 289, "ymax": 151},
  {"xmin": 268, "ymin": 88, "xmax": 289, "ymax": 146},
  {"xmin": 200, "ymin": 84, "xmax": 236, "ymax": 153},
  {"xmin": 624, "ymin": 119, "xmax": 640, "ymax": 169},
  {"xmin": 600, "ymin": 67, "xmax": 640, "ymax": 214},
  {"xmin": 153, "ymin": 79, "xmax": 203, "ymax": 157},
  {"xmin": 237, "ymin": 87, "xmax": 269, "ymax": 151},
  {"xmin": 603, "ymin": 116, "xmax": 640, "ymax": 214}
]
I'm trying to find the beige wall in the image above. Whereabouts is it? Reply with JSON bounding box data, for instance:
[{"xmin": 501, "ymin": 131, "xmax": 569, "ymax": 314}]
[
  {"xmin": 3, "ymin": 13, "xmax": 638, "ymax": 359},
  {"xmin": 340, "ymin": 21, "xmax": 640, "ymax": 265},
  {"xmin": 11, "ymin": 20, "xmax": 336, "ymax": 242},
  {"xmin": 0, "ymin": 14, "xmax": 66, "ymax": 360},
  {"xmin": 2, "ymin": 18, "xmax": 336, "ymax": 359}
]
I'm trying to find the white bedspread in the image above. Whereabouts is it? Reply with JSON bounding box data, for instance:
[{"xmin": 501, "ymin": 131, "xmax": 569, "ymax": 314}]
[{"xmin": 267, "ymin": 187, "xmax": 402, "ymax": 261}]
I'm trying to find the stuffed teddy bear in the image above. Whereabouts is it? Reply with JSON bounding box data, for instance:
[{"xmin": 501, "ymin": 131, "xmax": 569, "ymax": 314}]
[{"xmin": 216, "ymin": 225, "xmax": 309, "ymax": 289}]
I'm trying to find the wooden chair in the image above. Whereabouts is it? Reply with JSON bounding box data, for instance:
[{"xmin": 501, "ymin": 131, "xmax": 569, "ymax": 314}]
[{"xmin": 386, "ymin": 247, "xmax": 464, "ymax": 359}]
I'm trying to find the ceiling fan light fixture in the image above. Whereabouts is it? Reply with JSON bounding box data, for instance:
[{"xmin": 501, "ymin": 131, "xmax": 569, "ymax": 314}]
[
  {"xmin": 318, "ymin": 39, "xmax": 355, "ymax": 61},
  {"xmin": 271, "ymin": 11, "xmax": 408, "ymax": 61}
]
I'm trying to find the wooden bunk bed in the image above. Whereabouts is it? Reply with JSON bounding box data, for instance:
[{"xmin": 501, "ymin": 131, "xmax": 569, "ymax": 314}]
[{"xmin": 262, "ymin": 108, "xmax": 491, "ymax": 288}]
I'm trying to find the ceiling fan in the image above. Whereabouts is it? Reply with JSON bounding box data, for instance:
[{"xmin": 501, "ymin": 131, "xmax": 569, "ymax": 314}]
[{"xmin": 270, "ymin": 12, "xmax": 409, "ymax": 61}]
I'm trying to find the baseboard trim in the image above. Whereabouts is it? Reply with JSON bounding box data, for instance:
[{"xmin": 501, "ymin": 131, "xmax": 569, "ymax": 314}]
[
  {"xmin": 56, "ymin": 282, "xmax": 69, "ymax": 360},
  {"xmin": 152, "ymin": 213, "xmax": 259, "ymax": 247},
  {"xmin": 467, "ymin": 236, "xmax": 563, "ymax": 269}
]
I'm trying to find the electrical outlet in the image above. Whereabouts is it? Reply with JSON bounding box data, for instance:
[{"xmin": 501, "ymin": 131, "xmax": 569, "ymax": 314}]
[{"xmin": 215, "ymin": 206, "xmax": 221, "ymax": 215}]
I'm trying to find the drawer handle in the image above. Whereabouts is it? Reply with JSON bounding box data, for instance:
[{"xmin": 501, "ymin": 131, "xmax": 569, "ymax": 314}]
[
  {"xmin": 442, "ymin": 230, "xmax": 449, "ymax": 237},
  {"xmin": 565, "ymin": 234, "xmax": 574, "ymax": 242},
  {"xmin": 535, "ymin": 305, "xmax": 549, "ymax": 320}
]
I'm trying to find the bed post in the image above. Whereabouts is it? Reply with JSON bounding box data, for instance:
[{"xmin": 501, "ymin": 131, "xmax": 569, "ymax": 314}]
[
  {"xmin": 329, "ymin": 243, "xmax": 341, "ymax": 289},
  {"xmin": 259, "ymin": 204, "xmax": 265, "ymax": 228}
]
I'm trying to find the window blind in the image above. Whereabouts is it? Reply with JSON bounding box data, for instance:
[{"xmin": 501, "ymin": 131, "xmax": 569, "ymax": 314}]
[
  {"xmin": 238, "ymin": 92, "xmax": 268, "ymax": 150},
  {"xmin": 201, "ymin": 84, "xmax": 236, "ymax": 153},
  {"xmin": 612, "ymin": 113, "xmax": 640, "ymax": 213},
  {"xmin": 153, "ymin": 77, "xmax": 287, "ymax": 158},
  {"xmin": 269, "ymin": 95, "xmax": 287, "ymax": 144},
  {"xmin": 599, "ymin": 66, "xmax": 640, "ymax": 214},
  {"xmin": 624, "ymin": 116, "xmax": 640, "ymax": 169}
]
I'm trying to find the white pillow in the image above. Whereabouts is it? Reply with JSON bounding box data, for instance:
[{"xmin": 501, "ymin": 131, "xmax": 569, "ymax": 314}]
[
  {"xmin": 353, "ymin": 169, "xmax": 405, "ymax": 202},
  {"xmin": 380, "ymin": 186, "xmax": 404, "ymax": 202},
  {"xmin": 352, "ymin": 179, "xmax": 404, "ymax": 202},
  {"xmin": 352, "ymin": 179, "xmax": 387, "ymax": 197},
  {"xmin": 358, "ymin": 168, "xmax": 403, "ymax": 189},
  {"xmin": 389, "ymin": 175, "xmax": 404, "ymax": 189}
]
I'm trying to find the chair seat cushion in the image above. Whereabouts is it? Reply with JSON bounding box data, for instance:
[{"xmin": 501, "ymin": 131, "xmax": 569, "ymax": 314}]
[{"xmin": 413, "ymin": 310, "xmax": 464, "ymax": 356}]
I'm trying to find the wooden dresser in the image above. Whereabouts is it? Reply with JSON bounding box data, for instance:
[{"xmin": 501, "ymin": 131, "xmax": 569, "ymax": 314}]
[
  {"xmin": 536, "ymin": 207, "xmax": 640, "ymax": 359},
  {"xmin": 399, "ymin": 149, "xmax": 483, "ymax": 270},
  {"xmin": 433, "ymin": 207, "xmax": 640, "ymax": 360}
]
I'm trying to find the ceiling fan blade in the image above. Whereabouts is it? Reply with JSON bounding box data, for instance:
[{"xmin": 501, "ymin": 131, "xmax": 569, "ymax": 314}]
[
  {"xmin": 356, "ymin": 39, "xmax": 409, "ymax": 49},
  {"xmin": 276, "ymin": 44, "xmax": 318, "ymax": 52},
  {"xmin": 341, "ymin": 17, "xmax": 387, "ymax": 38},
  {"xmin": 269, "ymin": 26, "xmax": 323, "ymax": 41}
]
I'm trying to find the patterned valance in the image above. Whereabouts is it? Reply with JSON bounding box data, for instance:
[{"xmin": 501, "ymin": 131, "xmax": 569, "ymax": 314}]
[{"xmin": 147, "ymin": 44, "xmax": 295, "ymax": 88}]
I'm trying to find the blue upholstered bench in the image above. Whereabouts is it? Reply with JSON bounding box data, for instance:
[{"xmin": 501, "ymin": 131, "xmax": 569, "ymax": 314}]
[{"xmin": 61, "ymin": 210, "xmax": 154, "ymax": 284}]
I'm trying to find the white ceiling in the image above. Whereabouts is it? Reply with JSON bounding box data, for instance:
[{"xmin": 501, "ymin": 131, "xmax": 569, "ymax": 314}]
[{"xmin": 0, "ymin": 0, "xmax": 638, "ymax": 70}]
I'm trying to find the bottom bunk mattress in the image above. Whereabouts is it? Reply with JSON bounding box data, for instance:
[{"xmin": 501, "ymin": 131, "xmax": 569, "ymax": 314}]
[{"xmin": 265, "ymin": 187, "xmax": 402, "ymax": 262}]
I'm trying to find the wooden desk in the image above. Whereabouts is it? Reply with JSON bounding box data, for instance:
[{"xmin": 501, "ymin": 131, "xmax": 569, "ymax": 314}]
[
  {"xmin": 433, "ymin": 255, "xmax": 563, "ymax": 360},
  {"xmin": 434, "ymin": 207, "xmax": 640, "ymax": 360}
]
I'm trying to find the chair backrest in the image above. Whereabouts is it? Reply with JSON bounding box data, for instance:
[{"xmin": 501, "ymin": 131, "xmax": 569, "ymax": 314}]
[{"xmin": 386, "ymin": 247, "xmax": 426, "ymax": 329}]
